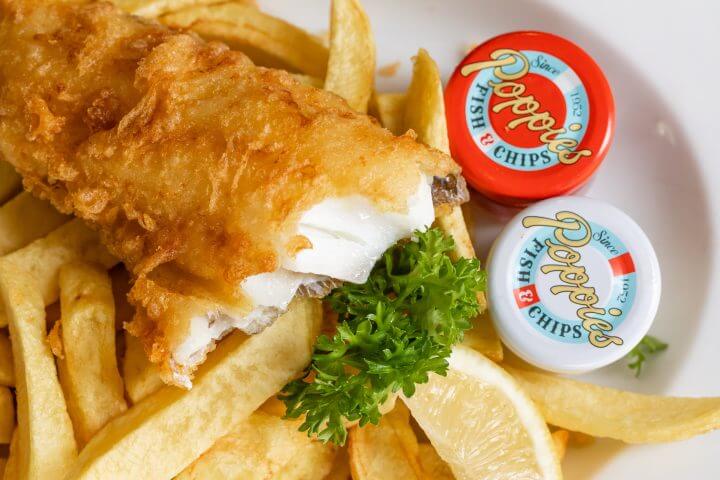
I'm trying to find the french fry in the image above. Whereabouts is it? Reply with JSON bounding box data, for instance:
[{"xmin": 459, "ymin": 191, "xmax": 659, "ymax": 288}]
[
  {"xmin": 114, "ymin": 0, "xmax": 255, "ymax": 17},
  {"xmin": 369, "ymin": 93, "xmax": 406, "ymax": 135},
  {"xmin": 417, "ymin": 443, "xmax": 454, "ymax": 480},
  {"xmin": 404, "ymin": 49, "xmax": 449, "ymax": 153},
  {"xmin": 176, "ymin": 411, "xmax": 336, "ymax": 479},
  {"xmin": 0, "ymin": 219, "xmax": 117, "ymax": 327},
  {"xmin": 0, "ymin": 387, "xmax": 13, "ymax": 444},
  {"xmin": 109, "ymin": 265, "xmax": 134, "ymax": 331},
  {"xmin": 567, "ymin": 430, "xmax": 595, "ymax": 447},
  {"xmin": 324, "ymin": 0, "xmax": 376, "ymax": 112},
  {"xmin": 0, "ymin": 192, "xmax": 69, "ymax": 256},
  {"xmin": 401, "ymin": 49, "xmax": 502, "ymax": 361},
  {"xmin": 122, "ymin": 331, "xmax": 163, "ymax": 404},
  {"xmin": 324, "ymin": 446, "xmax": 351, "ymax": 480},
  {"xmin": 551, "ymin": 429, "xmax": 569, "ymax": 462},
  {"xmin": 508, "ymin": 366, "xmax": 720, "ymax": 443},
  {"xmin": 56, "ymin": 262, "xmax": 128, "ymax": 447},
  {"xmin": 292, "ymin": 73, "xmax": 324, "ymax": 88},
  {"xmin": 0, "ymin": 331, "xmax": 13, "ymax": 387},
  {"xmin": 0, "ymin": 264, "xmax": 77, "ymax": 478},
  {"xmin": 348, "ymin": 402, "xmax": 425, "ymax": 480},
  {"xmin": 160, "ymin": 2, "xmax": 328, "ymax": 77},
  {"xmin": 3, "ymin": 428, "xmax": 17, "ymax": 480},
  {"xmin": 67, "ymin": 297, "xmax": 321, "ymax": 479},
  {"xmin": 0, "ymin": 161, "xmax": 21, "ymax": 206}
]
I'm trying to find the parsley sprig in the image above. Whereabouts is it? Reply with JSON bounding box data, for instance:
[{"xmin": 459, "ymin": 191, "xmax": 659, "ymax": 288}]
[
  {"xmin": 627, "ymin": 335, "xmax": 668, "ymax": 377},
  {"xmin": 280, "ymin": 228, "xmax": 485, "ymax": 445}
]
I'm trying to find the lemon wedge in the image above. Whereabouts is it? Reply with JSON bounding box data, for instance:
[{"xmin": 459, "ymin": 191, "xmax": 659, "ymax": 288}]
[{"xmin": 403, "ymin": 346, "xmax": 562, "ymax": 480}]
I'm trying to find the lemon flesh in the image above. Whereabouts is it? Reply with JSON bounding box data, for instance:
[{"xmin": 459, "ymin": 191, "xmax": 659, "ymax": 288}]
[{"xmin": 404, "ymin": 346, "xmax": 562, "ymax": 480}]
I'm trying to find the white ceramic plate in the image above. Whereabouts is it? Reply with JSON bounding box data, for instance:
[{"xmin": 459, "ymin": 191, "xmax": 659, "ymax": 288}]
[{"xmin": 261, "ymin": 1, "xmax": 720, "ymax": 477}]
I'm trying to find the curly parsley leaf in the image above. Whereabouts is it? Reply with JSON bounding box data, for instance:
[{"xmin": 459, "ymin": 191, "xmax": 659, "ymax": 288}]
[
  {"xmin": 280, "ymin": 227, "xmax": 485, "ymax": 445},
  {"xmin": 627, "ymin": 335, "xmax": 668, "ymax": 377}
]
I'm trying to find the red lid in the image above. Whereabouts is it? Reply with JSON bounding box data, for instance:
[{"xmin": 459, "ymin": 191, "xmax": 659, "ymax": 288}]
[{"xmin": 445, "ymin": 31, "xmax": 615, "ymax": 206}]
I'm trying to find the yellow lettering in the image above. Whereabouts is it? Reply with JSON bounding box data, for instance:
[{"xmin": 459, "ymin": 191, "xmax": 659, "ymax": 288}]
[
  {"xmin": 588, "ymin": 330, "xmax": 624, "ymax": 348},
  {"xmin": 544, "ymin": 241, "xmax": 581, "ymax": 264},
  {"xmin": 460, "ymin": 48, "xmax": 529, "ymax": 80},
  {"xmin": 558, "ymin": 149, "xmax": 593, "ymax": 165},
  {"xmin": 547, "ymin": 137, "xmax": 579, "ymax": 154},
  {"xmin": 523, "ymin": 210, "xmax": 624, "ymax": 348},
  {"xmin": 462, "ymin": 48, "xmax": 594, "ymax": 164}
]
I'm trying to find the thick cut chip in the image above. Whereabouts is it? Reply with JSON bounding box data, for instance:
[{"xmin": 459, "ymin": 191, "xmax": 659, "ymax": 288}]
[
  {"xmin": 369, "ymin": 93, "xmax": 406, "ymax": 135},
  {"xmin": 0, "ymin": 330, "xmax": 13, "ymax": 387},
  {"xmin": 67, "ymin": 297, "xmax": 320, "ymax": 480},
  {"xmin": 418, "ymin": 443, "xmax": 455, "ymax": 480},
  {"xmin": 0, "ymin": 161, "xmax": 20, "ymax": 205},
  {"xmin": 508, "ymin": 366, "xmax": 720, "ymax": 443},
  {"xmin": 0, "ymin": 386, "xmax": 13, "ymax": 444},
  {"xmin": 551, "ymin": 429, "xmax": 569, "ymax": 462},
  {"xmin": 4, "ymin": 428, "xmax": 17, "ymax": 480},
  {"xmin": 292, "ymin": 73, "xmax": 324, "ymax": 88},
  {"xmin": 56, "ymin": 262, "xmax": 128, "ymax": 446},
  {"xmin": 404, "ymin": 346, "xmax": 561, "ymax": 480},
  {"xmin": 324, "ymin": 446, "xmax": 351, "ymax": 480},
  {"xmin": 0, "ymin": 219, "xmax": 117, "ymax": 327},
  {"xmin": 115, "ymin": 0, "xmax": 255, "ymax": 17},
  {"xmin": 160, "ymin": 2, "xmax": 328, "ymax": 77},
  {"xmin": 0, "ymin": 192, "xmax": 68, "ymax": 256},
  {"xmin": 349, "ymin": 402, "xmax": 425, "ymax": 480},
  {"xmin": 401, "ymin": 50, "xmax": 501, "ymax": 361},
  {"xmin": 176, "ymin": 411, "xmax": 336, "ymax": 479},
  {"xmin": 0, "ymin": 263, "xmax": 77, "ymax": 478},
  {"xmin": 122, "ymin": 331, "xmax": 164, "ymax": 404},
  {"xmin": 404, "ymin": 49, "xmax": 450, "ymax": 153},
  {"xmin": 324, "ymin": 0, "xmax": 375, "ymax": 112}
]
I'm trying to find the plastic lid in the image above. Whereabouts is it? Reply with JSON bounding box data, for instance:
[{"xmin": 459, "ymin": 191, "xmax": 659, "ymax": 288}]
[
  {"xmin": 486, "ymin": 196, "xmax": 661, "ymax": 374},
  {"xmin": 445, "ymin": 31, "xmax": 615, "ymax": 206}
]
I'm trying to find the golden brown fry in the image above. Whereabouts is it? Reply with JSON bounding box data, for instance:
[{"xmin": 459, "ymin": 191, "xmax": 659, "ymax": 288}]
[
  {"xmin": 369, "ymin": 93, "xmax": 406, "ymax": 135},
  {"xmin": 324, "ymin": 446, "xmax": 351, "ymax": 480},
  {"xmin": 258, "ymin": 396, "xmax": 286, "ymax": 417},
  {"xmin": 0, "ymin": 387, "xmax": 13, "ymax": 444},
  {"xmin": 0, "ymin": 219, "xmax": 117, "ymax": 327},
  {"xmin": 325, "ymin": 0, "xmax": 376, "ymax": 112},
  {"xmin": 56, "ymin": 262, "xmax": 128, "ymax": 446},
  {"xmin": 115, "ymin": 0, "xmax": 255, "ymax": 17},
  {"xmin": 508, "ymin": 366, "xmax": 720, "ymax": 443},
  {"xmin": 292, "ymin": 73, "xmax": 325, "ymax": 88},
  {"xmin": 122, "ymin": 331, "xmax": 163, "ymax": 404},
  {"xmin": 160, "ymin": 2, "xmax": 328, "ymax": 77},
  {"xmin": 3, "ymin": 428, "xmax": 17, "ymax": 480},
  {"xmin": 551, "ymin": 429, "xmax": 569, "ymax": 462},
  {"xmin": 401, "ymin": 49, "xmax": 502, "ymax": 361},
  {"xmin": 0, "ymin": 161, "xmax": 21, "ymax": 206},
  {"xmin": 0, "ymin": 192, "xmax": 69, "ymax": 256},
  {"xmin": 176, "ymin": 411, "xmax": 336, "ymax": 479},
  {"xmin": 0, "ymin": 264, "xmax": 77, "ymax": 478},
  {"xmin": 567, "ymin": 430, "xmax": 595, "ymax": 447},
  {"xmin": 417, "ymin": 443, "xmax": 454, "ymax": 479},
  {"xmin": 67, "ymin": 298, "xmax": 320, "ymax": 479},
  {"xmin": 349, "ymin": 402, "xmax": 425, "ymax": 480},
  {"xmin": 0, "ymin": 331, "xmax": 13, "ymax": 387},
  {"xmin": 404, "ymin": 49, "xmax": 449, "ymax": 153}
]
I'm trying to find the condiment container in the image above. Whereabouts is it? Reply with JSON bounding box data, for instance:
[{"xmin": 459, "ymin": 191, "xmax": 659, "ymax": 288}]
[
  {"xmin": 486, "ymin": 196, "xmax": 661, "ymax": 374},
  {"xmin": 446, "ymin": 31, "xmax": 615, "ymax": 206}
]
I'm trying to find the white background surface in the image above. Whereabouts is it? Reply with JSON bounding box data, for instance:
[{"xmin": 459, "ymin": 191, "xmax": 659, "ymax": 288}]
[{"xmin": 260, "ymin": 1, "xmax": 720, "ymax": 477}]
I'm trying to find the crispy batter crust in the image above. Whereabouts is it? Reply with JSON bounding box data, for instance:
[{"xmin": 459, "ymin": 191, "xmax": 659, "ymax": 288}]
[{"xmin": 0, "ymin": 1, "xmax": 461, "ymax": 381}]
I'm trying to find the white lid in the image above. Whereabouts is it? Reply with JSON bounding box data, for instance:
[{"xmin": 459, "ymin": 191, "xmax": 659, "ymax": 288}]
[{"xmin": 487, "ymin": 196, "xmax": 661, "ymax": 374}]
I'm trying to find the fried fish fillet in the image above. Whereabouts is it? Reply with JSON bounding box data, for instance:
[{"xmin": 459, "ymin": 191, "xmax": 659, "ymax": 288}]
[{"xmin": 0, "ymin": 0, "xmax": 467, "ymax": 386}]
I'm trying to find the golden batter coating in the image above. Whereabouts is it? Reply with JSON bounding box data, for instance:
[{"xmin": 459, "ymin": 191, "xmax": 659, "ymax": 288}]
[{"xmin": 0, "ymin": 0, "xmax": 461, "ymax": 381}]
